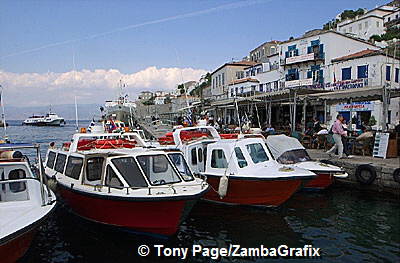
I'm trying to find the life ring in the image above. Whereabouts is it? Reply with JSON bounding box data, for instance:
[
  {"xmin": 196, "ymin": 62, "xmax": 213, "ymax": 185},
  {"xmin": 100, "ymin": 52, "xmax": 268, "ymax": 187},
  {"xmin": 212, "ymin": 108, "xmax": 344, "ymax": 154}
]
[
  {"xmin": 355, "ymin": 164, "xmax": 377, "ymax": 185},
  {"xmin": 393, "ymin": 168, "xmax": 400, "ymax": 183}
]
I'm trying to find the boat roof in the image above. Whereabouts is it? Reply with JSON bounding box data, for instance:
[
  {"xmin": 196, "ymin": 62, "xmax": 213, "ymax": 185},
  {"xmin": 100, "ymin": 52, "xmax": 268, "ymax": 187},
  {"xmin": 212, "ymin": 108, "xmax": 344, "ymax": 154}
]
[
  {"xmin": 266, "ymin": 134, "xmax": 305, "ymax": 159},
  {"xmin": 0, "ymin": 143, "xmax": 37, "ymax": 150}
]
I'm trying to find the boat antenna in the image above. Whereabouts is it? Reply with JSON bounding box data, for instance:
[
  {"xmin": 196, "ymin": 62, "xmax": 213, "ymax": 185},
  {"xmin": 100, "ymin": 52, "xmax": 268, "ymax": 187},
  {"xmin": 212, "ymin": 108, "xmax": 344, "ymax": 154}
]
[
  {"xmin": 0, "ymin": 85, "xmax": 8, "ymax": 140},
  {"xmin": 75, "ymin": 96, "xmax": 79, "ymax": 132}
]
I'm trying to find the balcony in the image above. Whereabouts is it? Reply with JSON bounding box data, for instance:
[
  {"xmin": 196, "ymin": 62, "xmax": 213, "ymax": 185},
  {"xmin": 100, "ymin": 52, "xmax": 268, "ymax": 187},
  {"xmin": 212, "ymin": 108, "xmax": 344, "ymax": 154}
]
[
  {"xmin": 284, "ymin": 78, "xmax": 314, "ymax": 88},
  {"xmin": 282, "ymin": 52, "xmax": 325, "ymax": 66}
]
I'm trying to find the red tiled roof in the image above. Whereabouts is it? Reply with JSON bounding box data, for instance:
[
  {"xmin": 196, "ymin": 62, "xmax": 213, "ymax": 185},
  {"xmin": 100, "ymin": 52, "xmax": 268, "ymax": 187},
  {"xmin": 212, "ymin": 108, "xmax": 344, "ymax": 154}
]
[
  {"xmin": 332, "ymin": 49, "xmax": 382, "ymax": 62},
  {"xmin": 229, "ymin": 78, "xmax": 259, "ymax": 85}
]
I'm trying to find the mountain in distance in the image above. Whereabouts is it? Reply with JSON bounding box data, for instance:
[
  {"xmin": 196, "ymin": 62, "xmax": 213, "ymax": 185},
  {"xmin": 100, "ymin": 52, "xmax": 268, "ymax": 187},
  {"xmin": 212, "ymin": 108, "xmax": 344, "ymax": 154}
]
[{"xmin": 4, "ymin": 103, "xmax": 103, "ymax": 120}]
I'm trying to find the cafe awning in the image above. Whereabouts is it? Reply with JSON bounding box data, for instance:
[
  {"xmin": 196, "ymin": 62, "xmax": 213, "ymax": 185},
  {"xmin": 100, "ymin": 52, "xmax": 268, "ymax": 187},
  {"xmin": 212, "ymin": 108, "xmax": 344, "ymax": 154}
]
[{"xmin": 300, "ymin": 86, "xmax": 400, "ymax": 103}]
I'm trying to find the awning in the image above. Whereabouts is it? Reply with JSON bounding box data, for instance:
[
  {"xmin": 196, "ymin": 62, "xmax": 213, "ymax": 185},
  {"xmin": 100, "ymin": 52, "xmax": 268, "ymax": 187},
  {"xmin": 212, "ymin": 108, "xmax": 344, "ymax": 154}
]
[{"xmin": 300, "ymin": 86, "xmax": 400, "ymax": 103}]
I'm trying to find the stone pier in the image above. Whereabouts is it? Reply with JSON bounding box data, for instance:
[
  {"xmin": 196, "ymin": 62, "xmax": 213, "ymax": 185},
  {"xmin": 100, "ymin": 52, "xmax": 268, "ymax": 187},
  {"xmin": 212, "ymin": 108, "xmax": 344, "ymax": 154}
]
[{"xmin": 308, "ymin": 149, "xmax": 400, "ymax": 196}]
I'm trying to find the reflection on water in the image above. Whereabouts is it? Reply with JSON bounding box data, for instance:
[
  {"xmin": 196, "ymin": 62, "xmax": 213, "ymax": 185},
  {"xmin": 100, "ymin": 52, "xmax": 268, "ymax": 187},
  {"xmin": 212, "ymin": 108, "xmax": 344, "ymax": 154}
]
[{"xmin": 4, "ymin": 121, "xmax": 399, "ymax": 263}]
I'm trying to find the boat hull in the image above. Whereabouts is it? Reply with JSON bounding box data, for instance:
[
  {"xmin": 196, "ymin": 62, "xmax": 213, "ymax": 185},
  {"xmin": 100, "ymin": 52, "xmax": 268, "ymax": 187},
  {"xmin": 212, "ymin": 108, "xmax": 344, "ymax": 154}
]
[
  {"xmin": 23, "ymin": 119, "xmax": 64, "ymax": 126},
  {"xmin": 203, "ymin": 175, "xmax": 303, "ymax": 207},
  {"xmin": 304, "ymin": 173, "xmax": 334, "ymax": 190},
  {"xmin": 0, "ymin": 225, "xmax": 37, "ymax": 263},
  {"xmin": 58, "ymin": 184, "xmax": 197, "ymax": 236}
]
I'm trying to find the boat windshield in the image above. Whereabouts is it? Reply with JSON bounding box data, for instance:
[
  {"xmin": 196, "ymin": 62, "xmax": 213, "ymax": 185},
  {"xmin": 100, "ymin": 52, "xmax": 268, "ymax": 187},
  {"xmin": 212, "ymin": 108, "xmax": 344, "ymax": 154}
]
[
  {"xmin": 277, "ymin": 149, "xmax": 311, "ymax": 164},
  {"xmin": 111, "ymin": 157, "xmax": 148, "ymax": 188},
  {"xmin": 245, "ymin": 143, "xmax": 269, "ymax": 164},
  {"xmin": 136, "ymin": 155, "xmax": 181, "ymax": 186},
  {"xmin": 168, "ymin": 153, "xmax": 194, "ymax": 181},
  {"xmin": 0, "ymin": 167, "xmax": 30, "ymax": 202}
]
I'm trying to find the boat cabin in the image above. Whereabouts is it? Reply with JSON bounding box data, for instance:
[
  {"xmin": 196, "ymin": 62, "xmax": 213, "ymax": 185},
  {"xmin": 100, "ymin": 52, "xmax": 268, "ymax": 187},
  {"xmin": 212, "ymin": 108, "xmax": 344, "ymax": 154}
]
[{"xmin": 45, "ymin": 132, "xmax": 200, "ymax": 195}]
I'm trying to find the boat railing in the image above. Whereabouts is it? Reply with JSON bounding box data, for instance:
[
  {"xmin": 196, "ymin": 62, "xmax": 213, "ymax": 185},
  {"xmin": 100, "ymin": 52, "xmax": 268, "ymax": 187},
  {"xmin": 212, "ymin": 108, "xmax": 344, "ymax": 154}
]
[
  {"xmin": 0, "ymin": 178, "xmax": 54, "ymax": 205},
  {"xmin": 86, "ymin": 181, "xmax": 209, "ymax": 196}
]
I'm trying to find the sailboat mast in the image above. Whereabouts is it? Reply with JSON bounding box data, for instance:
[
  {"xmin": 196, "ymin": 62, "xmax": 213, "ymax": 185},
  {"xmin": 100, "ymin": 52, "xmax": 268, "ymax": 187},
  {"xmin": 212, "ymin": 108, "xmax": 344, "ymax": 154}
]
[
  {"xmin": 75, "ymin": 96, "xmax": 79, "ymax": 132},
  {"xmin": 0, "ymin": 85, "xmax": 7, "ymax": 138}
]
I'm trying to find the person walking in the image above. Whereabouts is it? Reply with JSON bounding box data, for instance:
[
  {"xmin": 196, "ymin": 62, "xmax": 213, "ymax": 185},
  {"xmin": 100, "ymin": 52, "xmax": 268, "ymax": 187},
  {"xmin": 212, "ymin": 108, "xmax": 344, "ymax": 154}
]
[{"xmin": 326, "ymin": 114, "xmax": 347, "ymax": 158}]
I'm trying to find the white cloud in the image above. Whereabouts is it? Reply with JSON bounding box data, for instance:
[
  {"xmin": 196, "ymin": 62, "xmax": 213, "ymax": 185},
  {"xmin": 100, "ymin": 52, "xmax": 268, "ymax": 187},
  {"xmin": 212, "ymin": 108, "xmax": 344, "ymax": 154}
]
[{"xmin": 0, "ymin": 67, "xmax": 207, "ymax": 106}]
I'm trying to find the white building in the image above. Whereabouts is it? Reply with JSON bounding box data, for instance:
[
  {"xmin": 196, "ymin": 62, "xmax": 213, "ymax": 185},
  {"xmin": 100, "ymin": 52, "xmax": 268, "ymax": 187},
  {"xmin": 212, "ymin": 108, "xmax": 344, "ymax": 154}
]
[
  {"xmin": 336, "ymin": 4, "xmax": 397, "ymax": 40},
  {"xmin": 383, "ymin": 7, "xmax": 400, "ymax": 28},
  {"xmin": 280, "ymin": 30, "xmax": 380, "ymax": 89},
  {"xmin": 211, "ymin": 61, "xmax": 257, "ymax": 100},
  {"xmin": 328, "ymin": 49, "xmax": 400, "ymax": 128},
  {"xmin": 154, "ymin": 96, "xmax": 166, "ymax": 105},
  {"xmin": 138, "ymin": 91, "xmax": 153, "ymax": 101},
  {"xmin": 228, "ymin": 56, "xmax": 282, "ymax": 97}
]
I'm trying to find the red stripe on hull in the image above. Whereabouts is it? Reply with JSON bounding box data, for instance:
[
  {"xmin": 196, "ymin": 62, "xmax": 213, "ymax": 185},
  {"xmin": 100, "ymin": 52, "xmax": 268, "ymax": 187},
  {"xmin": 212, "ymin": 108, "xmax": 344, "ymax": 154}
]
[
  {"xmin": 204, "ymin": 177, "xmax": 302, "ymax": 206},
  {"xmin": 304, "ymin": 174, "xmax": 334, "ymax": 190},
  {"xmin": 0, "ymin": 228, "xmax": 36, "ymax": 263},
  {"xmin": 59, "ymin": 186, "xmax": 188, "ymax": 236}
]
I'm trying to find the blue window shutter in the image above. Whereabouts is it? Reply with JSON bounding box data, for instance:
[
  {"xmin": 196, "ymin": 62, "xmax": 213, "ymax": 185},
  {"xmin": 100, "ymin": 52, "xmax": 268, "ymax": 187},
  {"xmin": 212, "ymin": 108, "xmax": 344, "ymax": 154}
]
[
  {"xmin": 319, "ymin": 44, "xmax": 324, "ymax": 53},
  {"xmin": 285, "ymin": 51, "xmax": 289, "ymax": 58},
  {"xmin": 318, "ymin": 70, "xmax": 324, "ymax": 83},
  {"xmin": 342, "ymin": 67, "xmax": 351, "ymax": 80},
  {"xmin": 311, "ymin": 40, "xmax": 320, "ymax": 46},
  {"xmin": 307, "ymin": 46, "xmax": 312, "ymax": 54},
  {"xmin": 295, "ymin": 49, "xmax": 299, "ymax": 56},
  {"xmin": 386, "ymin": 65, "xmax": 391, "ymax": 81},
  {"xmin": 395, "ymin": 68, "xmax": 399, "ymax": 83},
  {"xmin": 357, "ymin": 65, "xmax": 368, "ymax": 79},
  {"xmin": 307, "ymin": 71, "xmax": 312, "ymax": 78}
]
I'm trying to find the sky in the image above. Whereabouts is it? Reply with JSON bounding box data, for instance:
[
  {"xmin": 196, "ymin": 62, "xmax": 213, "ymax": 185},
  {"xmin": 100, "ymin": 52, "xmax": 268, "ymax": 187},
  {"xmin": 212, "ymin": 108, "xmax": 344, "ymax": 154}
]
[{"xmin": 0, "ymin": 0, "xmax": 389, "ymax": 107}]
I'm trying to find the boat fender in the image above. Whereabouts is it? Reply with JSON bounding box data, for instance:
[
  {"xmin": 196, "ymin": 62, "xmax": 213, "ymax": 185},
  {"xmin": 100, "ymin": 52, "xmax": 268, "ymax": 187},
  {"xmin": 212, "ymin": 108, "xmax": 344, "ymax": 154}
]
[
  {"xmin": 0, "ymin": 150, "xmax": 23, "ymax": 159},
  {"xmin": 355, "ymin": 164, "xmax": 377, "ymax": 185},
  {"xmin": 218, "ymin": 175, "xmax": 229, "ymax": 199},
  {"xmin": 393, "ymin": 168, "xmax": 400, "ymax": 183}
]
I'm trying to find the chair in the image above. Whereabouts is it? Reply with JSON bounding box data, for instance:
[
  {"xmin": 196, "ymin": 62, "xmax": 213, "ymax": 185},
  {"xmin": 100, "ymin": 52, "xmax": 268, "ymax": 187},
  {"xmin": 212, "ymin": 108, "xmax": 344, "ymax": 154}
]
[
  {"xmin": 302, "ymin": 135, "xmax": 312, "ymax": 148},
  {"xmin": 315, "ymin": 134, "xmax": 326, "ymax": 149},
  {"xmin": 353, "ymin": 137, "xmax": 374, "ymax": 156},
  {"xmin": 325, "ymin": 134, "xmax": 335, "ymax": 150}
]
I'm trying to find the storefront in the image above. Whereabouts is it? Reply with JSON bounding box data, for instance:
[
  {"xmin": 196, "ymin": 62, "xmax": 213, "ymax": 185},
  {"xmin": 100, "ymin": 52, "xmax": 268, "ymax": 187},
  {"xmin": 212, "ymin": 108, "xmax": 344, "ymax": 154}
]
[{"xmin": 336, "ymin": 101, "xmax": 374, "ymax": 129}]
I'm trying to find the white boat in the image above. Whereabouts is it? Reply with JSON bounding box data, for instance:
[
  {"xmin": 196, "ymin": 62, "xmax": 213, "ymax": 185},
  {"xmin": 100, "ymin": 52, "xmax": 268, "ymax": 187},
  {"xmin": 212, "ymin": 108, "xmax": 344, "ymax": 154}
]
[
  {"xmin": 0, "ymin": 143, "xmax": 56, "ymax": 263},
  {"xmin": 265, "ymin": 134, "xmax": 348, "ymax": 190},
  {"xmin": 44, "ymin": 131, "xmax": 208, "ymax": 236},
  {"xmin": 159, "ymin": 126, "xmax": 316, "ymax": 207},
  {"xmin": 23, "ymin": 112, "xmax": 65, "ymax": 126}
]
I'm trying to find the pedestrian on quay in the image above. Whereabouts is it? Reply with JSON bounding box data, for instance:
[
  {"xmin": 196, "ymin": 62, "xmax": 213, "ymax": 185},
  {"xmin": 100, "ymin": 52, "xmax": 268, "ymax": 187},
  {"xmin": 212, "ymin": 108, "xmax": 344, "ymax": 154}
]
[{"xmin": 326, "ymin": 114, "xmax": 347, "ymax": 159}]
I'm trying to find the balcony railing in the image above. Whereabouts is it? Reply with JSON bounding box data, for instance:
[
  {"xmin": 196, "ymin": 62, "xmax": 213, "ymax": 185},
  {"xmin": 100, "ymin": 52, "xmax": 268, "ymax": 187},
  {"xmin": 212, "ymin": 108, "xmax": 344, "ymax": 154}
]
[
  {"xmin": 282, "ymin": 52, "xmax": 325, "ymax": 66},
  {"xmin": 285, "ymin": 78, "xmax": 314, "ymax": 88}
]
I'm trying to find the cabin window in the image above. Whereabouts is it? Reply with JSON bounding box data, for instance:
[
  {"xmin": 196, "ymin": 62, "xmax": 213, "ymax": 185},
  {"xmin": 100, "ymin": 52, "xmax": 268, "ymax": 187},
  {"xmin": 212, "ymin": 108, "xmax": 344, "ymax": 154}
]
[
  {"xmin": 86, "ymin": 157, "xmax": 104, "ymax": 181},
  {"xmin": 54, "ymin": 154, "xmax": 67, "ymax": 173},
  {"xmin": 105, "ymin": 165, "xmax": 123, "ymax": 189},
  {"xmin": 112, "ymin": 157, "xmax": 147, "ymax": 187},
  {"xmin": 46, "ymin": 151, "xmax": 56, "ymax": 169},
  {"xmin": 191, "ymin": 148, "xmax": 197, "ymax": 165},
  {"xmin": 8, "ymin": 169, "xmax": 27, "ymax": 193},
  {"xmin": 168, "ymin": 153, "xmax": 194, "ymax": 181},
  {"xmin": 234, "ymin": 147, "xmax": 248, "ymax": 168},
  {"xmin": 137, "ymin": 155, "xmax": 181, "ymax": 185},
  {"xmin": 65, "ymin": 156, "xmax": 83, "ymax": 180},
  {"xmin": 211, "ymin": 149, "xmax": 228, "ymax": 168},
  {"xmin": 246, "ymin": 143, "xmax": 269, "ymax": 164},
  {"xmin": 198, "ymin": 148, "xmax": 203, "ymax": 163}
]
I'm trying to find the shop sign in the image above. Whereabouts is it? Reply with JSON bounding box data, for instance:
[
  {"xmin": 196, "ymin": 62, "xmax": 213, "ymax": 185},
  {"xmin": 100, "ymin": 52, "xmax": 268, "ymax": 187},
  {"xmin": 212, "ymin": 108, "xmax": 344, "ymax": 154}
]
[{"xmin": 336, "ymin": 101, "xmax": 374, "ymax": 112}]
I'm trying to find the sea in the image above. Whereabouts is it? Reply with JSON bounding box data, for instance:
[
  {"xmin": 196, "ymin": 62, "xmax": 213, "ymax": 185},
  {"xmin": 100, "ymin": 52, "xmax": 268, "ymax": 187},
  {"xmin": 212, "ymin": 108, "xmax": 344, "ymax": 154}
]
[{"xmin": 4, "ymin": 120, "xmax": 399, "ymax": 263}]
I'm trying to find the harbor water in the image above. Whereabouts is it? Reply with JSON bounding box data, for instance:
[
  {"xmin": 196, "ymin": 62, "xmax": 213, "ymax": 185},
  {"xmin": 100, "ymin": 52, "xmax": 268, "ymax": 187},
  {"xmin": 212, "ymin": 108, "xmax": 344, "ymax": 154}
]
[{"xmin": 5, "ymin": 121, "xmax": 399, "ymax": 263}]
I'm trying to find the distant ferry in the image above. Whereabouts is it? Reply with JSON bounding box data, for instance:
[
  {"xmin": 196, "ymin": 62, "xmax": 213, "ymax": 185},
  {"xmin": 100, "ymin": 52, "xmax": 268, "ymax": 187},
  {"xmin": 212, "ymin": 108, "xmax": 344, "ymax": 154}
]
[{"xmin": 23, "ymin": 112, "xmax": 65, "ymax": 126}]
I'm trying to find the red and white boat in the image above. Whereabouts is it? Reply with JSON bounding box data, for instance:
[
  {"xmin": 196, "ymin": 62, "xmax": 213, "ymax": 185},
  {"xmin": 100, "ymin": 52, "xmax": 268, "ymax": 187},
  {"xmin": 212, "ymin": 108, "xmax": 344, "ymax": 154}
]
[
  {"xmin": 265, "ymin": 134, "xmax": 348, "ymax": 190},
  {"xmin": 44, "ymin": 132, "xmax": 208, "ymax": 236},
  {"xmin": 159, "ymin": 126, "xmax": 316, "ymax": 207},
  {"xmin": 0, "ymin": 143, "xmax": 56, "ymax": 263}
]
